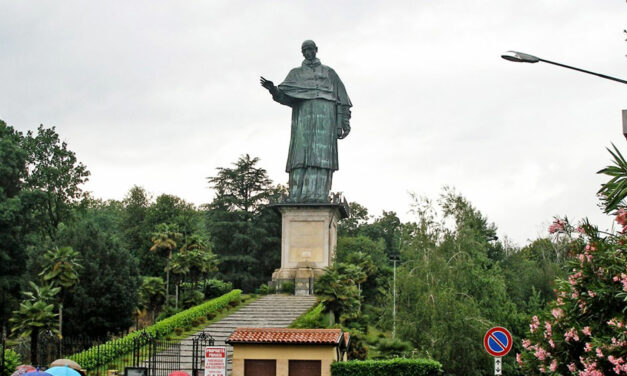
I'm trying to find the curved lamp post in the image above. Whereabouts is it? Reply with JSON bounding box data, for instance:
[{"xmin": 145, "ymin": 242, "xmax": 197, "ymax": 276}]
[{"xmin": 501, "ymin": 51, "xmax": 627, "ymax": 85}]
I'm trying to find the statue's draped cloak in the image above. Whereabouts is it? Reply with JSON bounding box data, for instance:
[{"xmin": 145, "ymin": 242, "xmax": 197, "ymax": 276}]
[{"xmin": 273, "ymin": 59, "xmax": 352, "ymax": 173}]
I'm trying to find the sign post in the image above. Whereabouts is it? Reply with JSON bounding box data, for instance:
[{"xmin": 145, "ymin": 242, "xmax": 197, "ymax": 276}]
[
  {"xmin": 483, "ymin": 327, "xmax": 512, "ymax": 375},
  {"xmin": 205, "ymin": 346, "xmax": 226, "ymax": 376}
]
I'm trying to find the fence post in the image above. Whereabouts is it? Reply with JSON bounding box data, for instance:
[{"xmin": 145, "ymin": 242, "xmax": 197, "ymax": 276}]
[{"xmin": 1, "ymin": 325, "xmax": 6, "ymax": 376}]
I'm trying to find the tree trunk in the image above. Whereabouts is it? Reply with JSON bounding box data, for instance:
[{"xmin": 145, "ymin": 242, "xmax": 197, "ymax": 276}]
[
  {"xmin": 175, "ymin": 283, "xmax": 179, "ymax": 309},
  {"xmin": 59, "ymin": 301, "xmax": 63, "ymax": 339},
  {"xmin": 166, "ymin": 250, "xmax": 171, "ymax": 308},
  {"xmin": 30, "ymin": 329, "xmax": 38, "ymax": 366}
]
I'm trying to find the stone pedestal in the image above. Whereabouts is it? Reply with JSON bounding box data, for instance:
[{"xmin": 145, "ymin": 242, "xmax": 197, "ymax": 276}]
[{"xmin": 271, "ymin": 202, "xmax": 348, "ymax": 295}]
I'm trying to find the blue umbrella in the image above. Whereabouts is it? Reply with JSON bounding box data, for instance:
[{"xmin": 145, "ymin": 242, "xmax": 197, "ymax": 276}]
[{"xmin": 45, "ymin": 366, "xmax": 81, "ymax": 376}]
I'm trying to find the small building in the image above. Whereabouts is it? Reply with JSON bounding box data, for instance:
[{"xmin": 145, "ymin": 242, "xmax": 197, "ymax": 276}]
[{"xmin": 226, "ymin": 328, "xmax": 349, "ymax": 376}]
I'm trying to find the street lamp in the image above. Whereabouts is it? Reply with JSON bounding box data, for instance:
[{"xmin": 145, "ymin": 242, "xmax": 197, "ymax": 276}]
[
  {"xmin": 502, "ymin": 50, "xmax": 627, "ymax": 139},
  {"xmin": 501, "ymin": 51, "xmax": 627, "ymax": 85},
  {"xmin": 389, "ymin": 255, "xmax": 400, "ymax": 339}
]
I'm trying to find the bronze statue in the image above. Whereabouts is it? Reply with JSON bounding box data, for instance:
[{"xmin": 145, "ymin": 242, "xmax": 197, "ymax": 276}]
[{"xmin": 261, "ymin": 40, "xmax": 352, "ymax": 203}]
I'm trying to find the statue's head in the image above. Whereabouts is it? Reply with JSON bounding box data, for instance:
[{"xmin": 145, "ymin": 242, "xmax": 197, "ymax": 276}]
[{"xmin": 301, "ymin": 40, "xmax": 318, "ymax": 61}]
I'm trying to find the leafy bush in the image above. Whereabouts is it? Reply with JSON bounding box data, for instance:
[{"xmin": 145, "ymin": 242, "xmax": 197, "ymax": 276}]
[
  {"xmin": 156, "ymin": 306, "xmax": 182, "ymax": 322},
  {"xmin": 374, "ymin": 338, "xmax": 413, "ymax": 359},
  {"xmin": 181, "ymin": 290, "xmax": 204, "ymax": 309},
  {"xmin": 518, "ymin": 216, "xmax": 627, "ymax": 375},
  {"xmin": 290, "ymin": 302, "xmax": 325, "ymax": 328},
  {"xmin": 258, "ymin": 284, "xmax": 269, "ymax": 295},
  {"xmin": 331, "ymin": 358, "xmax": 442, "ymax": 376},
  {"xmin": 280, "ymin": 281, "xmax": 295, "ymax": 294},
  {"xmin": 2, "ymin": 348, "xmax": 20, "ymax": 376},
  {"xmin": 174, "ymin": 327, "xmax": 184, "ymax": 336},
  {"xmin": 201, "ymin": 279, "xmax": 233, "ymax": 299},
  {"xmin": 69, "ymin": 290, "xmax": 241, "ymax": 370}
]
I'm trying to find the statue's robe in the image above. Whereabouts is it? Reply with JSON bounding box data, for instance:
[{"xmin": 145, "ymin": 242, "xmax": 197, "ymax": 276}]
[{"xmin": 271, "ymin": 58, "xmax": 352, "ymax": 202}]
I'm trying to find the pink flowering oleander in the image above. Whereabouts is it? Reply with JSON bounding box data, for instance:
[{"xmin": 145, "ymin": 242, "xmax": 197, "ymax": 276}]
[
  {"xmin": 548, "ymin": 339, "xmax": 555, "ymax": 348},
  {"xmin": 544, "ymin": 321, "xmax": 552, "ymax": 338},
  {"xmin": 533, "ymin": 346, "xmax": 550, "ymax": 361},
  {"xmin": 616, "ymin": 208, "xmax": 627, "ymax": 226},
  {"xmin": 564, "ymin": 327, "xmax": 579, "ymax": 342},
  {"xmin": 522, "ymin": 339, "xmax": 531, "ymax": 349},
  {"xmin": 549, "ymin": 359, "xmax": 557, "ymax": 372},
  {"xmin": 595, "ymin": 347, "xmax": 604, "ymax": 358},
  {"xmin": 567, "ymin": 362, "xmax": 577, "ymax": 372},
  {"xmin": 584, "ymin": 342, "xmax": 592, "ymax": 352},
  {"xmin": 551, "ymin": 308, "xmax": 563, "ymax": 319},
  {"xmin": 516, "ymin": 353, "xmax": 523, "ymax": 365},
  {"xmin": 582, "ymin": 326, "xmax": 591, "ymax": 336},
  {"xmin": 587, "ymin": 290, "xmax": 597, "ymax": 297},
  {"xmin": 530, "ymin": 315, "xmax": 540, "ymax": 333}
]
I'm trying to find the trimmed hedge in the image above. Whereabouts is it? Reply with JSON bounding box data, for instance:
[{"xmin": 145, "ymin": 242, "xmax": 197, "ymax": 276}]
[
  {"xmin": 69, "ymin": 290, "xmax": 241, "ymax": 369},
  {"xmin": 331, "ymin": 358, "xmax": 443, "ymax": 376}
]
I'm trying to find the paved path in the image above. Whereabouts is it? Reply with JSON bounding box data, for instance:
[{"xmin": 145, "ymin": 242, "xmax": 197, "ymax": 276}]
[{"xmin": 178, "ymin": 295, "xmax": 317, "ymax": 375}]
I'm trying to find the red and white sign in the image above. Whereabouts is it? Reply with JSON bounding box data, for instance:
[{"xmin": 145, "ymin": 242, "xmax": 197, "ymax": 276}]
[
  {"xmin": 205, "ymin": 346, "xmax": 226, "ymax": 376},
  {"xmin": 483, "ymin": 327, "xmax": 512, "ymax": 357}
]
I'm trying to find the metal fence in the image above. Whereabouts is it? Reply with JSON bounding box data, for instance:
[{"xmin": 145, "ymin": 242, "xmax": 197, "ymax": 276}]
[{"xmin": 10, "ymin": 330, "xmax": 215, "ymax": 376}]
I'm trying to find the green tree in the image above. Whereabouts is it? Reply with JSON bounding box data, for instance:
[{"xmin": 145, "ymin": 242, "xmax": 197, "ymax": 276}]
[
  {"xmin": 138, "ymin": 276, "xmax": 166, "ymax": 324},
  {"xmin": 0, "ymin": 121, "xmax": 29, "ymax": 325},
  {"xmin": 150, "ymin": 223, "xmax": 182, "ymax": 307},
  {"xmin": 57, "ymin": 201, "xmax": 140, "ymax": 337},
  {"xmin": 9, "ymin": 285, "xmax": 59, "ymax": 365},
  {"xmin": 206, "ymin": 155, "xmax": 280, "ymax": 290},
  {"xmin": 315, "ymin": 263, "xmax": 363, "ymax": 324},
  {"xmin": 21, "ymin": 125, "xmax": 90, "ymax": 239},
  {"xmin": 39, "ymin": 246, "xmax": 82, "ymax": 338}
]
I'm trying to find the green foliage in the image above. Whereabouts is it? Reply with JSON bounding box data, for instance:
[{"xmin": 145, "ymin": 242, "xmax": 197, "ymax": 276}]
[
  {"xmin": 290, "ymin": 302, "xmax": 326, "ymax": 328},
  {"xmin": 181, "ymin": 290, "xmax": 204, "ymax": 309},
  {"xmin": 139, "ymin": 276, "xmax": 166, "ymax": 323},
  {"xmin": 257, "ymin": 284, "xmax": 269, "ymax": 295},
  {"xmin": 315, "ymin": 263, "xmax": 362, "ymax": 324},
  {"xmin": 10, "ymin": 287, "xmax": 59, "ymax": 338},
  {"xmin": 597, "ymin": 143, "xmax": 627, "ymax": 213},
  {"xmin": 518, "ymin": 217, "xmax": 627, "ymax": 375},
  {"xmin": 206, "ymin": 154, "xmax": 280, "ymax": 291},
  {"xmin": 331, "ymin": 358, "xmax": 443, "ymax": 376},
  {"xmin": 198, "ymin": 279, "xmax": 233, "ymax": 299},
  {"xmin": 21, "ymin": 124, "xmax": 90, "ymax": 239},
  {"xmin": 40, "ymin": 246, "xmax": 82, "ymax": 288},
  {"xmin": 56, "ymin": 203, "xmax": 140, "ymax": 338},
  {"xmin": 280, "ymin": 281, "xmax": 295, "ymax": 294},
  {"xmin": 68, "ymin": 290, "xmax": 241, "ymax": 370},
  {"xmin": 374, "ymin": 338, "xmax": 413, "ymax": 359},
  {"xmin": 395, "ymin": 189, "xmax": 520, "ymax": 376},
  {"xmin": 1, "ymin": 348, "xmax": 20, "ymax": 376}
]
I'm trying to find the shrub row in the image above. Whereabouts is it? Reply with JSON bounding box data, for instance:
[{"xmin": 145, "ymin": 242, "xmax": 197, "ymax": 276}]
[
  {"xmin": 289, "ymin": 302, "xmax": 324, "ymax": 328},
  {"xmin": 331, "ymin": 358, "xmax": 443, "ymax": 376},
  {"xmin": 69, "ymin": 290, "xmax": 241, "ymax": 369}
]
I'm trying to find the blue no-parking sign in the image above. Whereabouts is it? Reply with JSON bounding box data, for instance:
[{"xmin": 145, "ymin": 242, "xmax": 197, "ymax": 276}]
[{"xmin": 483, "ymin": 327, "xmax": 512, "ymax": 357}]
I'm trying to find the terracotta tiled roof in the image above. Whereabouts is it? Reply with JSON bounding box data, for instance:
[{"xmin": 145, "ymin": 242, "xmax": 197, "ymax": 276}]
[{"xmin": 226, "ymin": 328, "xmax": 343, "ymax": 345}]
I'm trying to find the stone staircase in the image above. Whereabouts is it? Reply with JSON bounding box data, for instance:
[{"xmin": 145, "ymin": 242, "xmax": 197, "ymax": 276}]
[{"xmin": 178, "ymin": 295, "xmax": 317, "ymax": 375}]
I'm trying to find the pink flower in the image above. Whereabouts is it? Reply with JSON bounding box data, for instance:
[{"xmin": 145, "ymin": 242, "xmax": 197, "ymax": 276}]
[
  {"xmin": 577, "ymin": 226, "xmax": 585, "ymax": 234},
  {"xmin": 584, "ymin": 342, "xmax": 592, "ymax": 352},
  {"xmin": 516, "ymin": 353, "xmax": 523, "ymax": 365},
  {"xmin": 595, "ymin": 347, "xmax": 604, "ymax": 358},
  {"xmin": 549, "ymin": 359, "xmax": 557, "ymax": 372},
  {"xmin": 587, "ymin": 290, "xmax": 597, "ymax": 298},
  {"xmin": 548, "ymin": 339, "xmax": 555, "ymax": 348},
  {"xmin": 551, "ymin": 308, "xmax": 563, "ymax": 319},
  {"xmin": 530, "ymin": 315, "xmax": 540, "ymax": 333},
  {"xmin": 582, "ymin": 326, "xmax": 591, "ymax": 336},
  {"xmin": 616, "ymin": 208, "xmax": 627, "ymax": 226},
  {"xmin": 567, "ymin": 362, "xmax": 577, "ymax": 372},
  {"xmin": 522, "ymin": 339, "xmax": 531, "ymax": 349},
  {"xmin": 533, "ymin": 346, "xmax": 550, "ymax": 361},
  {"xmin": 549, "ymin": 219, "xmax": 565, "ymax": 234},
  {"xmin": 564, "ymin": 328, "xmax": 579, "ymax": 342},
  {"xmin": 544, "ymin": 321, "xmax": 552, "ymax": 338}
]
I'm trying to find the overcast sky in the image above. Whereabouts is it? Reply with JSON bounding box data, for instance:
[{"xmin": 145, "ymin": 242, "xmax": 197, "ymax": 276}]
[{"xmin": 1, "ymin": 1, "xmax": 626, "ymax": 245}]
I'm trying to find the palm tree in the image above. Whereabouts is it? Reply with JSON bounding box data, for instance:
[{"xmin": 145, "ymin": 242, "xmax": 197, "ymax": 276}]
[
  {"xmin": 167, "ymin": 252, "xmax": 190, "ymax": 309},
  {"xmin": 39, "ymin": 246, "xmax": 82, "ymax": 338},
  {"xmin": 150, "ymin": 223, "xmax": 182, "ymax": 307},
  {"xmin": 598, "ymin": 143, "xmax": 627, "ymax": 212},
  {"xmin": 10, "ymin": 286, "xmax": 59, "ymax": 365},
  {"xmin": 138, "ymin": 277, "xmax": 166, "ymax": 324}
]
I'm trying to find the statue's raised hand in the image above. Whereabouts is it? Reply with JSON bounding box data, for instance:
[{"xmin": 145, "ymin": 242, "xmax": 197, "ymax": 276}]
[{"xmin": 260, "ymin": 76, "xmax": 275, "ymax": 90}]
